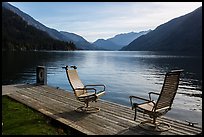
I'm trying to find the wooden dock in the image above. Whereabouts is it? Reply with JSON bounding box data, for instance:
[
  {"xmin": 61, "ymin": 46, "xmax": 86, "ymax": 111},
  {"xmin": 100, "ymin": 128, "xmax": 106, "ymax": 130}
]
[{"xmin": 2, "ymin": 84, "xmax": 202, "ymax": 135}]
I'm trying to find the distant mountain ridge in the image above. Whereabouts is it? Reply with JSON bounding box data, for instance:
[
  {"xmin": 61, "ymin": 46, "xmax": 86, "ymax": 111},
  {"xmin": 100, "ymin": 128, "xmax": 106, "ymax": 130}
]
[
  {"xmin": 60, "ymin": 31, "xmax": 101, "ymax": 50},
  {"xmin": 3, "ymin": 2, "xmax": 201, "ymax": 52},
  {"xmin": 121, "ymin": 6, "xmax": 202, "ymax": 53},
  {"xmin": 93, "ymin": 39, "xmax": 120, "ymax": 50},
  {"xmin": 93, "ymin": 30, "xmax": 151, "ymax": 50},
  {"xmin": 2, "ymin": 2, "xmax": 101, "ymax": 50},
  {"xmin": 108, "ymin": 30, "xmax": 151, "ymax": 46},
  {"xmin": 60, "ymin": 31, "xmax": 86, "ymax": 42}
]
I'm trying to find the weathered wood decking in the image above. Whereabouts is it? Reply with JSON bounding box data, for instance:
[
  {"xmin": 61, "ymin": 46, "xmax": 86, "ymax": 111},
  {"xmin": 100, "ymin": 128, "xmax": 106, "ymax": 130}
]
[{"xmin": 2, "ymin": 84, "xmax": 202, "ymax": 135}]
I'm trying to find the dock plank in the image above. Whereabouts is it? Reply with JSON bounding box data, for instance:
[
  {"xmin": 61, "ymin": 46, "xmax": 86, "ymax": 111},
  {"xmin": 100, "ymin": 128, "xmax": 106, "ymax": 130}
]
[{"xmin": 2, "ymin": 84, "xmax": 202, "ymax": 135}]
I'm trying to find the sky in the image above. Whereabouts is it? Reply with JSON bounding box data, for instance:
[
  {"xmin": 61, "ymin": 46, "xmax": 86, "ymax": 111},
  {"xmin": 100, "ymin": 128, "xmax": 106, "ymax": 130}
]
[{"xmin": 9, "ymin": 2, "xmax": 202, "ymax": 43}]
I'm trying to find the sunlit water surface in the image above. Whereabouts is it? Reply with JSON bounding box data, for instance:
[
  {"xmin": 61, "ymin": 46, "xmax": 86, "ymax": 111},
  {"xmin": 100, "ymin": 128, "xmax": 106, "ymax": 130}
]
[{"xmin": 2, "ymin": 51, "xmax": 202, "ymax": 126}]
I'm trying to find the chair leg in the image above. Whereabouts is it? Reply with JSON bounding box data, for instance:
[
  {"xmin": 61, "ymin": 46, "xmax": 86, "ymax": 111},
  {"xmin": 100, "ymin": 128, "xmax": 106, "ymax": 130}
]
[
  {"xmin": 75, "ymin": 100, "xmax": 100, "ymax": 113},
  {"xmin": 85, "ymin": 101, "xmax": 89, "ymax": 108},
  {"xmin": 134, "ymin": 109, "xmax": 137, "ymax": 121},
  {"xmin": 153, "ymin": 117, "xmax": 156, "ymax": 124}
]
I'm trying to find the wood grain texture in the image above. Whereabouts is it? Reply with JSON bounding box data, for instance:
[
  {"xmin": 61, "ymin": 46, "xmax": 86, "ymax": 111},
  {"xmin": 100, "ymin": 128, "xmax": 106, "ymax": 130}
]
[{"xmin": 2, "ymin": 84, "xmax": 202, "ymax": 135}]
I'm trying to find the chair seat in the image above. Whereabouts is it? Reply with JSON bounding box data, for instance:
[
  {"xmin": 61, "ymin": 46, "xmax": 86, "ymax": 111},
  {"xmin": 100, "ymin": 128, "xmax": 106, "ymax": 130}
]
[
  {"xmin": 78, "ymin": 92, "xmax": 96, "ymax": 98},
  {"xmin": 137, "ymin": 102, "xmax": 155, "ymax": 112}
]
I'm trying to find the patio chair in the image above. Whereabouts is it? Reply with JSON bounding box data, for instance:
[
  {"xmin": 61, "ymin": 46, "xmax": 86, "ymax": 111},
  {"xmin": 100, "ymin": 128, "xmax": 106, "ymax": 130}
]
[
  {"xmin": 63, "ymin": 65, "xmax": 106, "ymax": 113},
  {"xmin": 129, "ymin": 69, "xmax": 183, "ymax": 132}
]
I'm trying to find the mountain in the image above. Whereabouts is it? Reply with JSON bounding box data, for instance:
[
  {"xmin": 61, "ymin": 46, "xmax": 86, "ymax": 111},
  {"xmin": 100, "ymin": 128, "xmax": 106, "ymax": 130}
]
[
  {"xmin": 2, "ymin": 2, "xmax": 70, "ymax": 41},
  {"xmin": 60, "ymin": 31, "xmax": 102, "ymax": 50},
  {"xmin": 108, "ymin": 30, "xmax": 151, "ymax": 46},
  {"xmin": 60, "ymin": 31, "xmax": 86, "ymax": 42},
  {"xmin": 2, "ymin": 7, "xmax": 76, "ymax": 51},
  {"xmin": 93, "ymin": 39, "xmax": 119, "ymax": 51},
  {"xmin": 2, "ymin": 2, "xmax": 99, "ymax": 50},
  {"xmin": 93, "ymin": 30, "xmax": 151, "ymax": 50},
  {"xmin": 120, "ymin": 6, "xmax": 202, "ymax": 53}
]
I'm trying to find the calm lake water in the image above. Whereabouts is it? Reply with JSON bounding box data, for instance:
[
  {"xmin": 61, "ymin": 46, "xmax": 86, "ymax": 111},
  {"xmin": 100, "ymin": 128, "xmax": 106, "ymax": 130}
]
[{"xmin": 2, "ymin": 51, "xmax": 202, "ymax": 126}]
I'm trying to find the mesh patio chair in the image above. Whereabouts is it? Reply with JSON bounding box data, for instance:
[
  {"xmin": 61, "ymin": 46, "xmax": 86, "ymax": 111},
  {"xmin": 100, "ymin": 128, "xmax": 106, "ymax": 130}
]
[
  {"xmin": 129, "ymin": 69, "xmax": 183, "ymax": 132},
  {"xmin": 63, "ymin": 65, "xmax": 105, "ymax": 113}
]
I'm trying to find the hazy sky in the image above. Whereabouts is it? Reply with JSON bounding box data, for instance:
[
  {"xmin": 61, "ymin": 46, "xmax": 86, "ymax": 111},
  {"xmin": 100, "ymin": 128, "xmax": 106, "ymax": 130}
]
[{"xmin": 9, "ymin": 2, "xmax": 202, "ymax": 42}]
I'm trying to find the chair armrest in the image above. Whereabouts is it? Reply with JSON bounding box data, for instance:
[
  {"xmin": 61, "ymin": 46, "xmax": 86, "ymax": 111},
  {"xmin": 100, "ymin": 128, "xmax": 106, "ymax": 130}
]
[
  {"xmin": 74, "ymin": 87, "xmax": 96, "ymax": 94},
  {"xmin": 129, "ymin": 95, "xmax": 152, "ymax": 109},
  {"xmin": 148, "ymin": 92, "xmax": 160, "ymax": 101},
  {"xmin": 78, "ymin": 92, "xmax": 96, "ymax": 99},
  {"xmin": 85, "ymin": 84, "xmax": 106, "ymax": 92}
]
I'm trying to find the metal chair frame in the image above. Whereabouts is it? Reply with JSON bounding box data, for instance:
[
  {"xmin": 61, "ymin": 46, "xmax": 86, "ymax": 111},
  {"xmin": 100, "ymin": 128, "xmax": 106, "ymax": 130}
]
[
  {"xmin": 129, "ymin": 69, "xmax": 183, "ymax": 132},
  {"xmin": 63, "ymin": 65, "xmax": 106, "ymax": 113}
]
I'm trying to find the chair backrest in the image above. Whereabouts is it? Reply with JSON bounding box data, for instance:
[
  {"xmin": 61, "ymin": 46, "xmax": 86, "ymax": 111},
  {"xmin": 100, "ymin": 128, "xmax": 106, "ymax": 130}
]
[
  {"xmin": 65, "ymin": 66, "xmax": 86, "ymax": 97},
  {"xmin": 154, "ymin": 70, "xmax": 183, "ymax": 111}
]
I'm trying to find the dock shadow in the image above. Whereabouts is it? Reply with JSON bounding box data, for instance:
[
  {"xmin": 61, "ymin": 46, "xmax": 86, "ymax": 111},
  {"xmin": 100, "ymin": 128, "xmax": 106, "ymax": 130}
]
[
  {"xmin": 116, "ymin": 125, "xmax": 162, "ymax": 135},
  {"xmin": 54, "ymin": 110, "xmax": 90, "ymax": 122}
]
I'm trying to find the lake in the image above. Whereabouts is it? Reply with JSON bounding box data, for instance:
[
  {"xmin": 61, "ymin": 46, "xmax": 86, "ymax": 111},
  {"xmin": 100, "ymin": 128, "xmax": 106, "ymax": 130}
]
[{"xmin": 2, "ymin": 51, "xmax": 202, "ymax": 126}]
